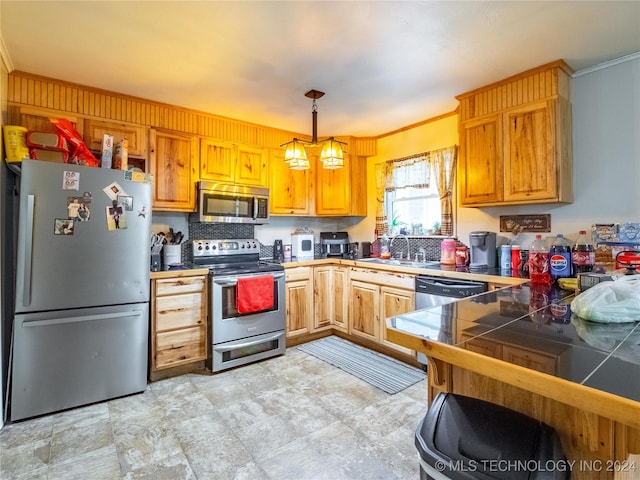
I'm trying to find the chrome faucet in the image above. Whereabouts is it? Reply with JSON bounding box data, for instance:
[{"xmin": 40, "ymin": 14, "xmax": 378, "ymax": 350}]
[{"xmin": 390, "ymin": 234, "xmax": 411, "ymax": 260}]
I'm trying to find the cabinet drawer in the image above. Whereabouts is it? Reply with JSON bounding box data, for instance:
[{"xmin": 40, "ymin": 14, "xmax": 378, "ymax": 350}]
[
  {"xmin": 155, "ymin": 326, "xmax": 206, "ymax": 369},
  {"xmin": 349, "ymin": 267, "xmax": 415, "ymax": 289},
  {"xmin": 285, "ymin": 266, "xmax": 312, "ymax": 282},
  {"xmin": 155, "ymin": 292, "xmax": 205, "ymax": 331},
  {"xmin": 502, "ymin": 345, "xmax": 556, "ymax": 375},
  {"xmin": 155, "ymin": 276, "xmax": 206, "ymax": 296}
]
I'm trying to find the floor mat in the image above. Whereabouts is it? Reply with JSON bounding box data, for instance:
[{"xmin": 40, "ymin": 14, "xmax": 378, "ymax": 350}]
[{"xmin": 297, "ymin": 335, "xmax": 426, "ymax": 394}]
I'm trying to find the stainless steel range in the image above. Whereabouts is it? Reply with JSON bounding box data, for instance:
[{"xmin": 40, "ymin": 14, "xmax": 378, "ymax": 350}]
[{"xmin": 192, "ymin": 239, "xmax": 286, "ymax": 372}]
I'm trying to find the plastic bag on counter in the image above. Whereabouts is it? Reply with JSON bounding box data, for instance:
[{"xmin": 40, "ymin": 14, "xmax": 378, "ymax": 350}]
[{"xmin": 570, "ymin": 275, "xmax": 640, "ymax": 323}]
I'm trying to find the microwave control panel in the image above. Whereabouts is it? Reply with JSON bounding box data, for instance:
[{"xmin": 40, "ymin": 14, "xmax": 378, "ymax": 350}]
[{"xmin": 256, "ymin": 197, "xmax": 268, "ymax": 218}]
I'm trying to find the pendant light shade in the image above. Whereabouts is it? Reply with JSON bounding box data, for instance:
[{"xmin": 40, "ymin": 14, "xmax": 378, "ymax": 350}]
[
  {"xmin": 319, "ymin": 137, "xmax": 344, "ymax": 169},
  {"xmin": 283, "ymin": 138, "xmax": 310, "ymax": 170},
  {"xmin": 281, "ymin": 89, "xmax": 346, "ymax": 170}
]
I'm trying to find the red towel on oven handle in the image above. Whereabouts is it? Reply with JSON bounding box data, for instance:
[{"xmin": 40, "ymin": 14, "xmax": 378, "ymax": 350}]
[{"xmin": 236, "ymin": 275, "xmax": 274, "ymax": 314}]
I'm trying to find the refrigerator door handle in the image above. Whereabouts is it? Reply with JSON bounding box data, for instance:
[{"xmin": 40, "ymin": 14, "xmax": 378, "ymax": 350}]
[
  {"xmin": 23, "ymin": 194, "xmax": 35, "ymax": 306},
  {"xmin": 23, "ymin": 310, "xmax": 142, "ymax": 328}
]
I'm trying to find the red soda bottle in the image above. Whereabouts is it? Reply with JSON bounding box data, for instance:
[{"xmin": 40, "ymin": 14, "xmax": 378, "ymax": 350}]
[
  {"xmin": 572, "ymin": 230, "xmax": 595, "ymax": 275},
  {"xmin": 528, "ymin": 235, "xmax": 550, "ymax": 284}
]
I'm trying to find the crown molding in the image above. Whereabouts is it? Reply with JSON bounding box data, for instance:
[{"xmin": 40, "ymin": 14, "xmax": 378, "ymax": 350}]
[
  {"xmin": 573, "ymin": 51, "xmax": 640, "ymax": 77},
  {"xmin": 0, "ymin": 35, "xmax": 15, "ymax": 72}
]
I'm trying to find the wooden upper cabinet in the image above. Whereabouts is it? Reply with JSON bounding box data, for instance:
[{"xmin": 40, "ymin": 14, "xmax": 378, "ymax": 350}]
[
  {"xmin": 236, "ymin": 144, "xmax": 268, "ymax": 187},
  {"xmin": 200, "ymin": 138, "xmax": 235, "ymax": 183},
  {"xmin": 84, "ymin": 119, "xmax": 149, "ymax": 158},
  {"xmin": 459, "ymin": 115, "xmax": 503, "ymax": 205},
  {"xmin": 150, "ymin": 128, "xmax": 198, "ymax": 211},
  {"xmin": 503, "ymin": 102, "xmax": 556, "ymax": 202},
  {"xmin": 457, "ymin": 60, "xmax": 573, "ymax": 207},
  {"xmin": 315, "ymin": 153, "xmax": 367, "ymax": 216},
  {"xmin": 9, "ymin": 106, "xmax": 83, "ymax": 135},
  {"xmin": 269, "ymin": 149, "xmax": 311, "ymax": 215},
  {"xmin": 200, "ymin": 138, "xmax": 268, "ymax": 187}
]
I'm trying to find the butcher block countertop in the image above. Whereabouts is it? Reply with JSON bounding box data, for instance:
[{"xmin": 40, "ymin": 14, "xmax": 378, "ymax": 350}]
[{"xmin": 150, "ymin": 266, "xmax": 209, "ymax": 280}]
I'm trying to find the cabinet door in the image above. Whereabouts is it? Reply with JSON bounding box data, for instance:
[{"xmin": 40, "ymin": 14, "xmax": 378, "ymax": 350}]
[
  {"xmin": 269, "ymin": 149, "xmax": 311, "ymax": 215},
  {"xmin": 379, "ymin": 286, "xmax": 415, "ymax": 356},
  {"xmin": 503, "ymin": 101, "xmax": 556, "ymax": 202},
  {"xmin": 315, "ymin": 155, "xmax": 350, "ymax": 215},
  {"xmin": 459, "ymin": 115, "xmax": 503, "ymax": 206},
  {"xmin": 150, "ymin": 129, "xmax": 198, "ymax": 211},
  {"xmin": 349, "ymin": 280, "xmax": 379, "ymax": 343},
  {"xmin": 84, "ymin": 119, "xmax": 148, "ymax": 158},
  {"xmin": 332, "ymin": 267, "xmax": 349, "ymax": 332},
  {"xmin": 200, "ymin": 138, "xmax": 235, "ymax": 182},
  {"xmin": 236, "ymin": 145, "xmax": 268, "ymax": 187},
  {"xmin": 313, "ymin": 267, "xmax": 332, "ymax": 331},
  {"xmin": 151, "ymin": 276, "xmax": 207, "ymax": 371},
  {"xmin": 285, "ymin": 279, "xmax": 313, "ymax": 337},
  {"xmin": 10, "ymin": 105, "xmax": 83, "ymax": 135}
]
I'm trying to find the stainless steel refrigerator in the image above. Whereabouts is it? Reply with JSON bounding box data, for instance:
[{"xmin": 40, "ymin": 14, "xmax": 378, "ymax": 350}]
[{"xmin": 9, "ymin": 160, "xmax": 152, "ymax": 421}]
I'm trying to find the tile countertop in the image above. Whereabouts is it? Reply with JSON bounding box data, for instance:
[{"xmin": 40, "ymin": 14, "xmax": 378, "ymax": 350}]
[{"xmin": 387, "ymin": 282, "xmax": 640, "ymax": 405}]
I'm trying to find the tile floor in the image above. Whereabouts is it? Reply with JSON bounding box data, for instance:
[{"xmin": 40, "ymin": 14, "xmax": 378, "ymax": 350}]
[{"xmin": 0, "ymin": 346, "xmax": 428, "ymax": 479}]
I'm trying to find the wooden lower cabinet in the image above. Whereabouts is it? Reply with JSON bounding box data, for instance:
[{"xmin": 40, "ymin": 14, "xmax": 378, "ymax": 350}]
[
  {"xmin": 460, "ymin": 333, "xmax": 561, "ymax": 376},
  {"xmin": 349, "ymin": 280, "xmax": 380, "ymax": 343},
  {"xmin": 313, "ymin": 266, "xmax": 348, "ymax": 333},
  {"xmin": 151, "ymin": 275, "xmax": 207, "ymax": 376},
  {"xmin": 348, "ymin": 267, "xmax": 416, "ymax": 357},
  {"xmin": 285, "ymin": 267, "xmax": 313, "ymax": 338},
  {"xmin": 379, "ymin": 286, "xmax": 415, "ymax": 356}
]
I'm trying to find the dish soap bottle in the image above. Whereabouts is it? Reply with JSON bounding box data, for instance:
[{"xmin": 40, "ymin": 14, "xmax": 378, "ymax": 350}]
[{"xmin": 380, "ymin": 234, "xmax": 391, "ymax": 259}]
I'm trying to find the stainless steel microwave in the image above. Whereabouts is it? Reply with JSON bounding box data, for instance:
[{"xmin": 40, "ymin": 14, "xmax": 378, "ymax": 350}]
[{"xmin": 192, "ymin": 182, "xmax": 270, "ymax": 224}]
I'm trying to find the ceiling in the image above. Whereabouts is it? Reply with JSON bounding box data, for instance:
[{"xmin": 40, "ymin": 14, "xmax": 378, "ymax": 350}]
[{"xmin": 2, "ymin": 1, "xmax": 640, "ymax": 137}]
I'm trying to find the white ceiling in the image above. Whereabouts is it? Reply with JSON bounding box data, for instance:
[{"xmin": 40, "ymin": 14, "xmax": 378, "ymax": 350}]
[{"xmin": 2, "ymin": 1, "xmax": 640, "ymax": 137}]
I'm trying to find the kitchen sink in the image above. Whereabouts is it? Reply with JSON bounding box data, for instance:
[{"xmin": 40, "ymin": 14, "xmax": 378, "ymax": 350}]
[{"xmin": 357, "ymin": 258, "xmax": 439, "ymax": 268}]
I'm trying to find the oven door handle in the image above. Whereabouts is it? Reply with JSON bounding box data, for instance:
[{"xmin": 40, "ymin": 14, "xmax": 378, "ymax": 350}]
[
  {"xmin": 213, "ymin": 272, "xmax": 285, "ymax": 286},
  {"xmin": 215, "ymin": 332, "xmax": 284, "ymax": 352}
]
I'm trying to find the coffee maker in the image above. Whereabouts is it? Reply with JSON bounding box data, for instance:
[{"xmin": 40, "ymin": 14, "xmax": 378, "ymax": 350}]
[{"xmin": 469, "ymin": 231, "xmax": 497, "ymax": 270}]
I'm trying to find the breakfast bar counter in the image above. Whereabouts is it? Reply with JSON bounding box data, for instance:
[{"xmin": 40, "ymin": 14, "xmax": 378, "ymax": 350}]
[{"xmin": 386, "ymin": 283, "xmax": 640, "ymax": 479}]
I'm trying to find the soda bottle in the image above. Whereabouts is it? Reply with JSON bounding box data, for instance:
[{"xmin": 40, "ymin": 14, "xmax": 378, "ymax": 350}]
[
  {"xmin": 549, "ymin": 234, "xmax": 572, "ymax": 282},
  {"xmin": 572, "ymin": 230, "xmax": 595, "ymax": 274},
  {"xmin": 528, "ymin": 234, "xmax": 550, "ymax": 284}
]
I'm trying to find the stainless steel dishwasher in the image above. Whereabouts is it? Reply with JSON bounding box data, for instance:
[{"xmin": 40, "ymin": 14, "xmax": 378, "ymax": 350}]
[
  {"xmin": 415, "ymin": 275, "xmax": 488, "ymax": 309},
  {"xmin": 414, "ymin": 275, "xmax": 488, "ymax": 365}
]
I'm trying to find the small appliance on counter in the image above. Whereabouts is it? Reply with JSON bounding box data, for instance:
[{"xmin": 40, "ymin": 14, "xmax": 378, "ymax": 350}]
[
  {"xmin": 469, "ymin": 231, "xmax": 497, "ymax": 270},
  {"xmin": 273, "ymin": 239, "xmax": 285, "ymax": 261},
  {"xmin": 351, "ymin": 241, "xmax": 372, "ymax": 259},
  {"xmin": 291, "ymin": 230, "xmax": 315, "ymax": 260},
  {"xmin": 320, "ymin": 232, "xmax": 351, "ymax": 258},
  {"xmin": 359, "ymin": 241, "xmax": 372, "ymax": 258}
]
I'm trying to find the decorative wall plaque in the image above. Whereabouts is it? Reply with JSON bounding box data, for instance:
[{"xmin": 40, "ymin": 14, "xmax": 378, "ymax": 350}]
[{"xmin": 499, "ymin": 214, "xmax": 551, "ymax": 233}]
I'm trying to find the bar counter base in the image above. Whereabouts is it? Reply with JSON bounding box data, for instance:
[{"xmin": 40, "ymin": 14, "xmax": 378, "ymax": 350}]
[{"xmin": 387, "ymin": 329, "xmax": 640, "ymax": 480}]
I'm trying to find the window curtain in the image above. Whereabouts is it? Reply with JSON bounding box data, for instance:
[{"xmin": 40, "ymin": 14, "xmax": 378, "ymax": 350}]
[
  {"xmin": 375, "ymin": 162, "xmax": 387, "ymax": 235},
  {"xmin": 431, "ymin": 146, "xmax": 458, "ymax": 237},
  {"xmin": 384, "ymin": 154, "xmax": 431, "ymax": 191}
]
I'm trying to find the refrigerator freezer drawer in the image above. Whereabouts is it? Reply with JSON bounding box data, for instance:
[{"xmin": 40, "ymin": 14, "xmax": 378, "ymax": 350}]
[{"xmin": 10, "ymin": 303, "xmax": 149, "ymax": 421}]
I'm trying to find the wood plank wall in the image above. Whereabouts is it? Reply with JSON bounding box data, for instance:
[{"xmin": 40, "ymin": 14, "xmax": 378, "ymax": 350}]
[
  {"xmin": 456, "ymin": 60, "xmax": 573, "ymax": 122},
  {"xmin": 8, "ymin": 71, "xmax": 377, "ymax": 156}
]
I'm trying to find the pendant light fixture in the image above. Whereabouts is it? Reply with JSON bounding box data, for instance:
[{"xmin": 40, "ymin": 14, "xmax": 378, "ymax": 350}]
[{"xmin": 281, "ymin": 89, "xmax": 346, "ymax": 170}]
